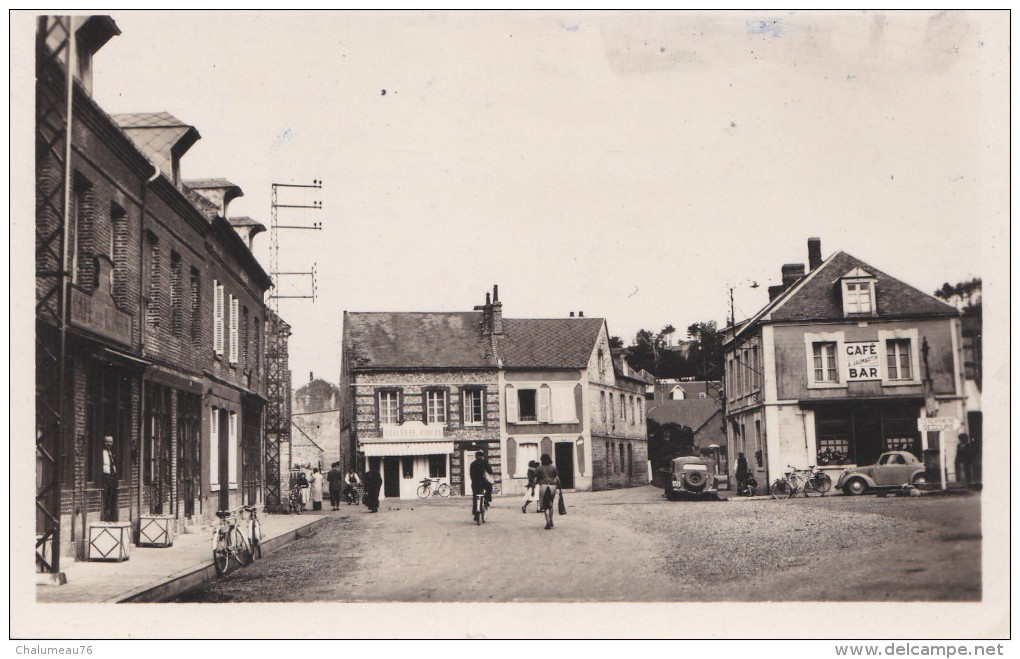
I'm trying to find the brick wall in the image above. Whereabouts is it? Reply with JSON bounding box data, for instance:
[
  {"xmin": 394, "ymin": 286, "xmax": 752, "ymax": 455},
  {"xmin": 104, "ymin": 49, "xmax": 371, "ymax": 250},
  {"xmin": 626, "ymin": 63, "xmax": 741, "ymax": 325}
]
[{"xmin": 590, "ymin": 434, "xmax": 648, "ymax": 491}]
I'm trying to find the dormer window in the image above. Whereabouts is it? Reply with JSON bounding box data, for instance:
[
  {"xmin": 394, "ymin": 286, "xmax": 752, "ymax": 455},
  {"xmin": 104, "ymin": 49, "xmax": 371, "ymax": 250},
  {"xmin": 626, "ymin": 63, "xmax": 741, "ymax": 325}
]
[{"xmin": 840, "ymin": 268, "xmax": 876, "ymax": 316}]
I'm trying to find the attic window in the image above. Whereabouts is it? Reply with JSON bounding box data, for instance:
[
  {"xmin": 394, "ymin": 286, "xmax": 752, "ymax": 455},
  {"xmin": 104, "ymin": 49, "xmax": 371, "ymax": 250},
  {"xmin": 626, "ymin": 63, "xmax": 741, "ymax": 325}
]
[{"xmin": 840, "ymin": 268, "xmax": 876, "ymax": 316}]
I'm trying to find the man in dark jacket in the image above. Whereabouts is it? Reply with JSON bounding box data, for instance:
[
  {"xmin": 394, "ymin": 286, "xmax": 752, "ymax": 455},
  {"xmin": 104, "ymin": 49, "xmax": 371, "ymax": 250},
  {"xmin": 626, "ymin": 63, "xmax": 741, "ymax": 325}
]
[
  {"xmin": 469, "ymin": 450, "xmax": 494, "ymax": 515},
  {"xmin": 362, "ymin": 468, "xmax": 382, "ymax": 513}
]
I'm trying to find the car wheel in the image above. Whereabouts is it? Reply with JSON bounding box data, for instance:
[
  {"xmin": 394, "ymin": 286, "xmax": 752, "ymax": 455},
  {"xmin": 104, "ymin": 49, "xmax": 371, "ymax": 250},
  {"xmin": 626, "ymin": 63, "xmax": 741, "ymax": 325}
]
[
  {"xmin": 912, "ymin": 473, "xmax": 928, "ymax": 486},
  {"xmin": 843, "ymin": 477, "xmax": 868, "ymax": 496},
  {"xmin": 682, "ymin": 471, "xmax": 707, "ymax": 492}
]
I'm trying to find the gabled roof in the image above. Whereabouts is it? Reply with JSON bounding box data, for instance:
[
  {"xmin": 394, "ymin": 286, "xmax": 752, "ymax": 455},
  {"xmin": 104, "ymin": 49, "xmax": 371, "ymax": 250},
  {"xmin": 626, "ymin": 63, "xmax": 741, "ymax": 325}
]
[
  {"xmin": 343, "ymin": 312, "xmax": 495, "ymax": 370},
  {"xmin": 496, "ymin": 317, "xmax": 605, "ymax": 369},
  {"xmin": 647, "ymin": 398, "xmax": 722, "ymax": 434},
  {"xmin": 112, "ymin": 112, "xmax": 200, "ymax": 167}
]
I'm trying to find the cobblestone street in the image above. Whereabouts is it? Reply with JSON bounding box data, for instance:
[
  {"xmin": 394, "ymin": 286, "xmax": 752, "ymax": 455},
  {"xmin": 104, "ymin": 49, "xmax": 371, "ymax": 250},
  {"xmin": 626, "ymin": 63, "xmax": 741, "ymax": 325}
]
[{"xmin": 174, "ymin": 486, "xmax": 981, "ymax": 602}]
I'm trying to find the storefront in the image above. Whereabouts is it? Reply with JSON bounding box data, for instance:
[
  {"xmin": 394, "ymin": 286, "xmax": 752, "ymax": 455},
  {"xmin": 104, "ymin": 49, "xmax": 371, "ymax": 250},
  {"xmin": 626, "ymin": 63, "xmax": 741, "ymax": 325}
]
[
  {"xmin": 807, "ymin": 398, "xmax": 923, "ymax": 467},
  {"xmin": 362, "ymin": 441, "xmax": 454, "ymax": 499}
]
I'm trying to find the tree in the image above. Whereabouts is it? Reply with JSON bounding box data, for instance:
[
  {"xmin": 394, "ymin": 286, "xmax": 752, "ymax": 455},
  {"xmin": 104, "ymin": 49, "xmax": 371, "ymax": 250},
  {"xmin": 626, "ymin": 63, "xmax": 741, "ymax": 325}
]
[{"xmin": 608, "ymin": 335, "xmax": 624, "ymax": 350}]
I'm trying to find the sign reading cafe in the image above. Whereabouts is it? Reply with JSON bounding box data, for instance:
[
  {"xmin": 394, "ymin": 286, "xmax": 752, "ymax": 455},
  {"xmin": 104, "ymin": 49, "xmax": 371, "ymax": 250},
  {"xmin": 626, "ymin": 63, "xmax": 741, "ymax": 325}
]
[{"xmin": 844, "ymin": 341, "xmax": 881, "ymax": 381}]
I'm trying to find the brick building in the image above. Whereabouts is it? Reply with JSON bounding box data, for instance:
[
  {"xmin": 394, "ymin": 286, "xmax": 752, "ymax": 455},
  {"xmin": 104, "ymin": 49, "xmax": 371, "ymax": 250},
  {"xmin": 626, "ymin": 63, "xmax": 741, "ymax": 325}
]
[
  {"xmin": 35, "ymin": 16, "xmax": 273, "ymax": 564},
  {"xmin": 340, "ymin": 287, "xmax": 648, "ymax": 499},
  {"xmin": 723, "ymin": 238, "xmax": 967, "ymax": 493}
]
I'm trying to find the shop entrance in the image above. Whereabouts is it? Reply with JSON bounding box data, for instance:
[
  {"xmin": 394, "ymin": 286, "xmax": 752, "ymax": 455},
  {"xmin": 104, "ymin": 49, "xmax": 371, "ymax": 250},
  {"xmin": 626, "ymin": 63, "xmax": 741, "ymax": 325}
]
[
  {"xmin": 383, "ymin": 456, "xmax": 401, "ymax": 498},
  {"xmin": 555, "ymin": 442, "xmax": 574, "ymax": 489}
]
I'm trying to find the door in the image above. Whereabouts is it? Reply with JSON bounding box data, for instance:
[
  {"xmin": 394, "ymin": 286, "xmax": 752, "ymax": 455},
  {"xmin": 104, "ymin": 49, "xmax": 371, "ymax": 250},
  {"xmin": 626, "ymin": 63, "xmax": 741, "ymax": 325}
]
[
  {"xmin": 555, "ymin": 442, "xmax": 574, "ymax": 489},
  {"xmin": 218, "ymin": 408, "xmax": 230, "ymax": 511},
  {"xmin": 383, "ymin": 456, "xmax": 401, "ymax": 498}
]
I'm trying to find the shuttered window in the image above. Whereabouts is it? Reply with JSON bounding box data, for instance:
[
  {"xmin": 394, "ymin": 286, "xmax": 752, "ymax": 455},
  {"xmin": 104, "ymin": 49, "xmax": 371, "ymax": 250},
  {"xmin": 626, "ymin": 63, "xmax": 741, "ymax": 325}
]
[
  {"xmin": 210, "ymin": 408, "xmax": 220, "ymax": 491},
  {"xmin": 213, "ymin": 280, "xmax": 224, "ymax": 355}
]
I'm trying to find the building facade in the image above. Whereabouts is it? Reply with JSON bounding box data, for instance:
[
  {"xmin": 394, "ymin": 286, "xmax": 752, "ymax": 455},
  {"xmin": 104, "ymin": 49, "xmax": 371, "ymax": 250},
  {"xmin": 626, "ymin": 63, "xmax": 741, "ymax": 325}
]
[
  {"xmin": 291, "ymin": 376, "xmax": 343, "ymax": 470},
  {"xmin": 340, "ymin": 288, "xmax": 649, "ymax": 499},
  {"xmin": 723, "ymin": 238, "xmax": 967, "ymax": 492}
]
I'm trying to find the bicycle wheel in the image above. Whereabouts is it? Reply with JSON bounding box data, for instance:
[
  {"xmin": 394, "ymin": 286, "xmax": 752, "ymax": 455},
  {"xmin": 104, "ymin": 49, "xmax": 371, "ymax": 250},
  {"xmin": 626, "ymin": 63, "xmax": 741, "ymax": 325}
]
[
  {"xmin": 437, "ymin": 483, "xmax": 451, "ymax": 498},
  {"xmin": 250, "ymin": 519, "xmax": 262, "ymax": 560},
  {"xmin": 231, "ymin": 526, "xmax": 252, "ymax": 567},
  {"xmin": 812, "ymin": 472, "xmax": 833, "ymax": 494},
  {"xmin": 479, "ymin": 503, "xmax": 486, "ymax": 524},
  {"xmin": 769, "ymin": 479, "xmax": 790, "ymax": 499},
  {"xmin": 416, "ymin": 484, "xmax": 431, "ymax": 499},
  {"xmin": 803, "ymin": 477, "xmax": 821, "ymax": 496},
  {"xmin": 213, "ymin": 530, "xmax": 231, "ymax": 575}
]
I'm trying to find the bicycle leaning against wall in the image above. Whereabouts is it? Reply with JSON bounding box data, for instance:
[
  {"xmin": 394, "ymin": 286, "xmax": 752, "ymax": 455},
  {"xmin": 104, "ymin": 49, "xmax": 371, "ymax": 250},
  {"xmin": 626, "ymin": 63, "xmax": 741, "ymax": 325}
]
[
  {"xmin": 770, "ymin": 465, "xmax": 833, "ymax": 499},
  {"xmin": 212, "ymin": 506, "xmax": 252, "ymax": 575}
]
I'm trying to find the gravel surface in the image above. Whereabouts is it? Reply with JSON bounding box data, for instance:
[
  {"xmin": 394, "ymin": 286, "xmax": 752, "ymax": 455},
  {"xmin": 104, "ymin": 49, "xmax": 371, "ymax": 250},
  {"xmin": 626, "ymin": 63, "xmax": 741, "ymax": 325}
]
[{"xmin": 173, "ymin": 486, "xmax": 981, "ymax": 602}]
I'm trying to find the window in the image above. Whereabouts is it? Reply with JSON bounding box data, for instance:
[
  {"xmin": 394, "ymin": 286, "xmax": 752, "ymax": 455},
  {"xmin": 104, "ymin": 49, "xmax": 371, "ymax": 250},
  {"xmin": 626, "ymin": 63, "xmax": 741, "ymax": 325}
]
[
  {"xmin": 600, "ymin": 391, "xmax": 606, "ymax": 423},
  {"xmin": 619, "ymin": 443, "xmax": 625, "ymax": 473},
  {"xmin": 844, "ymin": 281, "xmax": 873, "ymax": 314},
  {"xmin": 147, "ymin": 233, "xmax": 161, "ymax": 328},
  {"xmin": 189, "ymin": 268, "xmax": 201, "ymax": 344},
  {"xmin": 253, "ymin": 317, "xmax": 260, "ymax": 376},
  {"xmin": 228, "ymin": 411, "xmax": 238, "ymax": 489},
  {"xmin": 742, "ymin": 349, "xmax": 750, "ymax": 394},
  {"xmin": 110, "ymin": 204, "xmax": 127, "ymax": 300},
  {"xmin": 752, "ymin": 345, "xmax": 760, "ymax": 390},
  {"xmin": 242, "ymin": 307, "xmax": 249, "ymax": 370},
  {"xmin": 816, "ymin": 410, "xmax": 853, "ymax": 466},
  {"xmin": 402, "ymin": 457, "xmax": 414, "ymax": 479},
  {"xmin": 71, "ymin": 175, "xmax": 92, "ymax": 287},
  {"xmin": 516, "ymin": 443, "xmax": 539, "ymax": 477},
  {"xmin": 210, "ymin": 407, "xmax": 220, "ymax": 491},
  {"xmin": 429, "ymin": 455, "xmax": 447, "ymax": 478},
  {"xmin": 518, "ymin": 389, "xmax": 537, "ymax": 422},
  {"xmin": 426, "ymin": 389, "xmax": 447, "ymax": 425},
  {"xmin": 621, "ymin": 394, "xmax": 627, "ymax": 420},
  {"xmin": 229, "ymin": 295, "xmax": 239, "ymax": 363},
  {"xmin": 213, "ymin": 280, "xmax": 224, "ymax": 355},
  {"xmin": 462, "ymin": 388, "xmax": 483, "ymax": 425},
  {"xmin": 886, "ymin": 339, "xmax": 912, "ymax": 380},
  {"xmin": 813, "ymin": 342, "xmax": 839, "ymax": 383},
  {"xmin": 170, "ymin": 251, "xmax": 183, "ymax": 337},
  {"xmin": 378, "ymin": 390, "xmax": 400, "ymax": 425}
]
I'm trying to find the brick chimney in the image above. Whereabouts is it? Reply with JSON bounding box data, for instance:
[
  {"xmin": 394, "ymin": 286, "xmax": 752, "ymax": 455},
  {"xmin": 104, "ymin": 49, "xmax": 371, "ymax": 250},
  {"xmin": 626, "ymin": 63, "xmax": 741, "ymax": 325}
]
[
  {"xmin": 768, "ymin": 285, "xmax": 786, "ymax": 302},
  {"xmin": 781, "ymin": 263, "xmax": 805, "ymax": 289},
  {"xmin": 491, "ymin": 285, "xmax": 503, "ymax": 335},
  {"xmin": 808, "ymin": 237, "xmax": 822, "ymax": 271}
]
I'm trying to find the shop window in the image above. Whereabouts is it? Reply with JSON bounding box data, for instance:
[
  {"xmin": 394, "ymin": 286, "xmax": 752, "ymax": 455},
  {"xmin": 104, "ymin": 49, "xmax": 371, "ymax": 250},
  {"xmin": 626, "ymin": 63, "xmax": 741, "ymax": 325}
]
[
  {"xmin": 429, "ymin": 454, "xmax": 447, "ymax": 478},
  {"xmin": 813, "ymin": 342, "xmax": 839, "ymax": 383},
  {"xmin": 402, "ymin": 457, "xmax": 414, "ymax": 479},
  {"xmin": 462, "ymin": 388, "xmax": 483, "ymax": 425},
  {"xmin": 815, "ymin": 411, "xmax": 853, "ymax": 465},
  {"xmin": 378, "ymin": 389, "xmax": 401, "ymax": 425},
  {"xmin": 886, "ymin": 339, "xmax": 912, "ymax": 381},
  {"xmin": 426, "ymin": 389, "xmax": 447, "ymax": 425}
]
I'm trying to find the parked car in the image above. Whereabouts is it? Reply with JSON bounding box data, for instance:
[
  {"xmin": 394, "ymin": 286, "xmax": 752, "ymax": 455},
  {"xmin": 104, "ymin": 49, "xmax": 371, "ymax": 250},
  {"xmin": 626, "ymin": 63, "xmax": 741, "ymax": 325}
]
[
  {"xmin": 836, "ymin": 451, "xmax": 928, "ymax": 495},
  {"xmin": 664, "ymin": 456, "xmax": 719, "ymax": 500}
]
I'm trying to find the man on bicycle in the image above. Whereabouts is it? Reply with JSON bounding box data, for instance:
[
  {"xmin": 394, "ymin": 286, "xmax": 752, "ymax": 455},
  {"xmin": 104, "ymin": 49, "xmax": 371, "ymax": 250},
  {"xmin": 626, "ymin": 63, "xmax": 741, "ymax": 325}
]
[{"xmin": 469, "ymin": 450, "xmax": 494, "ymax": 519}]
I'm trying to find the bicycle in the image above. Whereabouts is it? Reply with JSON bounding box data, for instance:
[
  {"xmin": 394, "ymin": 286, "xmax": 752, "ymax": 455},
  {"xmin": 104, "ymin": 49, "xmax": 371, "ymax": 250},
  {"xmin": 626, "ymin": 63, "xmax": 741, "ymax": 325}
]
[
  {"xmin": 736, "ymin": 474, "xmax": 759, "ymax": 497},
  {"xmin": 416, "ymin": 477, "xmax": 451, "ymax": 499},
  {"xmin": 211, "ymin": 507, "xmax": 252, "ymax": 575},
  {"xmin": 472, "ymin": 492, "xmax": 488, "ymax": 525},
  {"xmin": 241, "ymin": 504, "xmax": 263, "ymax": 560},
  {"xmin": 770, "ymin": 465, "xmax": 833, "ymax": 499}
]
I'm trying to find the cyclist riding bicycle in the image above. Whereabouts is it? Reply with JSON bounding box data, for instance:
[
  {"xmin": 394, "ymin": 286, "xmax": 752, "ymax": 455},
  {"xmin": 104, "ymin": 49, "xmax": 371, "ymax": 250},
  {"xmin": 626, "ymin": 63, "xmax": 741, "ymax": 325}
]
[{"xmin": 469, "ymin": 450, "xmax": 494, "ymax": 522}]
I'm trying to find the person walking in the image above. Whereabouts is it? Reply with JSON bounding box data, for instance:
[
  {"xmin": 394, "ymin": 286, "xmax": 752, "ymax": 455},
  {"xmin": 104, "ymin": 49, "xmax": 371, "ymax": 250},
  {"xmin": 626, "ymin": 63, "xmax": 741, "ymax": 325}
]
[
  {"xmin": 362, "ymin": 468, "xmax": 382, "ymax": 513},
  {"xmin": 309, "ymin": 467, "xmax": 324, "ymax": 511},
  {"xmin": 535, "ymin": 453, "xmax": 560, "ymax": 530},
  {"xmin": 734, "ymin": 452, "xmax": 750, "ymax": 495},
  {"xmin": 295, "ymin": 470, "xmax": 310, "ymax": 510},
  {"xmin": 327, "ymin": 462, "xmax": 344, "ymax": 510},
  {"xmin": 521, "ymin": 460, "xmax": 539, "ymax": 513},
  {"xmin": 101, "ymin": 435, "xmax": 118, "ymax": 521}
]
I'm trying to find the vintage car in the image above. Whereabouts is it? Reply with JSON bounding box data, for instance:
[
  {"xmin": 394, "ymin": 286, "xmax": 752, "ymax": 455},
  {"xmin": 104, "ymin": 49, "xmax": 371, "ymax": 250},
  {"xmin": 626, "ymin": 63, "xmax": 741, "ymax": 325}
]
[
  {"xmin": 664, "ymin": 456, "xmax": 719, "ymax": 500},
  {"xmin": 836, "ymin": 450, "xmax": 928, "ymax": 495}
]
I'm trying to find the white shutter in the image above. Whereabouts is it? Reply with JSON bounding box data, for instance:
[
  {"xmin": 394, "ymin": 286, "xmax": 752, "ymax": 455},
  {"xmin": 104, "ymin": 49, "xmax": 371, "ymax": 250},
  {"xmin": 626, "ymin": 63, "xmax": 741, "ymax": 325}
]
[
  {"xmin": 505, "ymin": 385, "xmax": 518, "ymax": 423},
  {"xmin": 213, "ymin": 281, "xmax": 224, "ymax": 355},
  {"xmin": 229, "ymin": 295, "xmax": 239, "ymax": 363},
  {"xmin": 538, "ymin": 385, "xmax": 552, "ymax": 423},
  {"xmin": 228, "ymin": 411, "xmax": 238, "ymax": 489},
  {"xmin": 552, "ymin": 387, "xmax": 578, "ymax": 423},
  {"xmin": 210, "ymin": 408, "xmax": 220, "ymax": 491}
]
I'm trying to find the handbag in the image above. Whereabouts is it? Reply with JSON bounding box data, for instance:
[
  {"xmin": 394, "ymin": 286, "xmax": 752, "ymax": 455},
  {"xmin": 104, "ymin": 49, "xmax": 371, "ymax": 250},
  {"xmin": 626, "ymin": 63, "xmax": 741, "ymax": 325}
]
[{"xmin": 557, "ymin": 490, "xmax": 567, "ymax": 516}]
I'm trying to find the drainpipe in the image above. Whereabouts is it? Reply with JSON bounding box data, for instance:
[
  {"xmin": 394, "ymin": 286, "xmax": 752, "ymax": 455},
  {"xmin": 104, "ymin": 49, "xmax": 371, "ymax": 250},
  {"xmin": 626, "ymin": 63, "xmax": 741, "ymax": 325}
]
[{"xmin": 136, "ymin": 164, "xmax": 160, "ymax": 531}]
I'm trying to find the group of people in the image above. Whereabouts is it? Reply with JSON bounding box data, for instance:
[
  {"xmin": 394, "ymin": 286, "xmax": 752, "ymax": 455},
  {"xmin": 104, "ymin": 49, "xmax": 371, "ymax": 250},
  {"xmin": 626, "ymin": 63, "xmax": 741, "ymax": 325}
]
[
  {"xmin": 955, "ymin": 432, "xmax": 982, "ymax": 485},
  {"xmin": 291, "ymin": 465, "xmax": 367, "ymax": 513}
]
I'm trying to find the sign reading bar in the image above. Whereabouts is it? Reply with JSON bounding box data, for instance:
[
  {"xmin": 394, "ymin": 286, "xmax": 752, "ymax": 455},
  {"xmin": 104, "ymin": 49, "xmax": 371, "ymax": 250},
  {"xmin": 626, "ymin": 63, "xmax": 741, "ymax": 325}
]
[
  {"xmin": 917, "ymin": 417, "xmax": 960, "ymax": 432},
  {"xmin": 844, "ymin": 341, "xmax": 881, "ymax": 381}
]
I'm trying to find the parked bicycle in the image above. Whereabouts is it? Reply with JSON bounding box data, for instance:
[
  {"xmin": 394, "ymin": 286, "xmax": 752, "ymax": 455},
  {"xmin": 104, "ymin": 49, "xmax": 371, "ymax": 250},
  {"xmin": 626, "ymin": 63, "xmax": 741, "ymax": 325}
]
[
  {"xmin": 212, "ymin": 506, "xmax": 252, "ymax": 575},
  {"xmin": 472, "ymin": 491, "xmax": 488, "ymax": 525},
  {"xmin": 241, "ymin": 504, "xmax": 263, "ymax": 560},
  {"xmin": 736, "ymin": 474, "xmax": 759, "ymax": 497},
  {"xmin": 770, "ymin": 465, "xmax": 833, "ymax": 499},
  {"xmin": 416, "ymin": 477, "xmax": 451, "ymax": 499}
]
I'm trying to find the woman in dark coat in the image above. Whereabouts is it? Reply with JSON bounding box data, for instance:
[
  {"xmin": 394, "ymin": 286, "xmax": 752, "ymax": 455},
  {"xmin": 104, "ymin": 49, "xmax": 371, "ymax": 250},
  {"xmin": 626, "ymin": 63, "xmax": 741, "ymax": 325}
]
[
  {"xmin": 362, "ymin": 468, "xmax": 382, "ymax": 513},
  {"xmin": 326, "ymin": 462, "xmax": 344, "ymax": 511}
]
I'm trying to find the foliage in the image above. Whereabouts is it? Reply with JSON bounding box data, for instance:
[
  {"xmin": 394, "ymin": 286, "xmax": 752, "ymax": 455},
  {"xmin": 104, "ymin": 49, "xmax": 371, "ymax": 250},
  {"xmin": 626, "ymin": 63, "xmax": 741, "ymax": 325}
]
[
  {"xmin": 647, "ymin": 419, "xmax": 696, "ymax": 464},
  {"xmin": 623, "ymin": 321, "xmax": 723, "ymax": 380},
  {"xmin": 935, "ymin": 278, "xmax": 981, "ymax": 318}
]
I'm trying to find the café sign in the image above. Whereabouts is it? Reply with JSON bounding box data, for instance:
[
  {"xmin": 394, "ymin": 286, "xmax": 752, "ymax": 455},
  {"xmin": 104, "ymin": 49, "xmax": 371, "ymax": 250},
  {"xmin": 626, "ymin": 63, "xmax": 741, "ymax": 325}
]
[{"xmin": 844, "ymin": 340, "xmax": 880, "ymax": 381}]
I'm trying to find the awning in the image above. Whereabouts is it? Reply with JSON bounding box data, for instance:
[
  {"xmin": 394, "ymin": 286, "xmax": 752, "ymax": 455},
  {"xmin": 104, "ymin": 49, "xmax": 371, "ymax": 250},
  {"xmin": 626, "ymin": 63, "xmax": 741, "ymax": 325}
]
[{"xmin": 361, "ymin": 441, "xmax": 454, "ymax": 457}]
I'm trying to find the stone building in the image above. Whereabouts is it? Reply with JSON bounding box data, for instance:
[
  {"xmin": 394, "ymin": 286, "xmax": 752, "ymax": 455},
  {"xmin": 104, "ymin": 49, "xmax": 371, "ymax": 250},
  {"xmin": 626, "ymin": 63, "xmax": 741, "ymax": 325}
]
[
  {"xmin": 723, "ymin": 238, "xmax": 967, "ymax": 492},
  {"xmin": 35, "ymin": 16, "xmax": 272, "ymax": 565},
  {"xmin": 291, "ymin": 375, "xmax": 343, "ymax": 470},
  {"xmin": 340, "ymin": 287, "xmax": 649, "ymax": 499}
]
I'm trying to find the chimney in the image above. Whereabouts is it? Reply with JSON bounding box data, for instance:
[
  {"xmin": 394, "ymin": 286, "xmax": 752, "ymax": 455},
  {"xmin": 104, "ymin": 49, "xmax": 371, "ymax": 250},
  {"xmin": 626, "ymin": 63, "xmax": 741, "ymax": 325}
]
[
  {"xmin": 310, "ymin": 372, "xmax": 314, "ymax": 382},
  {"xmin": 569, "ymin": 312, "xmax": 575, "ymax": 317},
  {"xmin": 781, "ymin": 263, "xmax": 805, "ymax": 289},
  {"xmin": 474, "ymin": 291, "xmax": 493, "ymax": 334},
  {"xmin": 808, "ymin": 237, "xmax": 822, "ymax": 271},
  {"xmin": 768, "ymin": 285, "xmax": 786, "ymax": 302},
  {"xmin": 578, "ymin": 311, "xmax": 584, "ymax": 317},
  {"xmin": 490, "ymin": 285, "xmax": 503, "ymax": 335}
]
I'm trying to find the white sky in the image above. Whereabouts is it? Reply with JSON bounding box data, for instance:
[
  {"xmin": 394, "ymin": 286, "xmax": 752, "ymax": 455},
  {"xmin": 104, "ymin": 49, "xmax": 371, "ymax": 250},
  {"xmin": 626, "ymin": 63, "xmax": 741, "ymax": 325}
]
[{"xmin": 87, "ymin": 10, "xmax": 1007, "ymax": 384}]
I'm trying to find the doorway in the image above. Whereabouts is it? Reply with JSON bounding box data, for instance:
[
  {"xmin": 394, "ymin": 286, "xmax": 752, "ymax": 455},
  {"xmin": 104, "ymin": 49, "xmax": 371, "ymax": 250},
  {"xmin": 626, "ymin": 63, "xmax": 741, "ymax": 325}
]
[
  {"xmin": 383, "ymin": 457, "xmax": 401, "ymax": 498},
  {"xmin": 554, "ymin": 442, "xmax": 574, "ymax": 489}
]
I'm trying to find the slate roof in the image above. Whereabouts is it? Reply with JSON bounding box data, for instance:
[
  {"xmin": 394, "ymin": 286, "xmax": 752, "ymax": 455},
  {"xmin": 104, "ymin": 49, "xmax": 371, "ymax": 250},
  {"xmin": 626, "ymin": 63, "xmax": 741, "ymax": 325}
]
[
  {"xmin": 769, "ymin": 251, "xmax": 958, "ymax": 321},
  {"xmin": 184, "ymin": 178, "xmax": 238, "ymax": 190},
  {"xmin": 343, "ymin": 312, "xmax": 494, "ymax": 370},
  {"xmin": 647, "ymin": 398, "xmax": 722, "ymax": 432},
  {"xmin": 496, "ymin": 318, "xmax": 605, "ymax": 369},
  {"xmin": 112, "ymin": 112, "xmax": 200, "ymax": 160}
]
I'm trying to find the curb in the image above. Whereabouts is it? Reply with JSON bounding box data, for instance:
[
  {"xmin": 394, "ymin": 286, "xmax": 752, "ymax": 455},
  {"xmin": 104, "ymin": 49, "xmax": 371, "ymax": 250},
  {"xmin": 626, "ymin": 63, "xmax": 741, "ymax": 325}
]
[{"xmin": 111, "ymin": 516, "xmax": 330, "ymax": 603}]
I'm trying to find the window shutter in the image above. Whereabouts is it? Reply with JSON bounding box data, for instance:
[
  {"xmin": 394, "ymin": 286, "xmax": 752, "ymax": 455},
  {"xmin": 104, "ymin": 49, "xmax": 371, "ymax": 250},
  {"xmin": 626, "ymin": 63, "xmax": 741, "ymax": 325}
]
[
  {"xmin": 507, "ymin": 438, "xmax": 517, "ymax": 479},
  {"xmin": 576, "ymin": 437, "xmax": 585, "ymax": 476},
  {"xmin": 540, "ymin": 436, "xmax": 553, "ymax": 459},
  {"xmin": 229, "ymin": 295, "xmax": 239, "ymax": 363},
  {"xmin": 213, "ymin": 281, "xmax": 224, "ymax": 355},
  {"xmin": 210, "ymin": 408, "xmax": 220, "ymax": 491},
  {"xmin": 505, "ymin": 384, "xmax": 518, "ymax": 423},
  {"xmin": 538, "ymin": 385, "xmax": 551, "ymax": 422},
  {"xmin": 228, "ymin": 411, "xmax": 238, "ymax": 489}
]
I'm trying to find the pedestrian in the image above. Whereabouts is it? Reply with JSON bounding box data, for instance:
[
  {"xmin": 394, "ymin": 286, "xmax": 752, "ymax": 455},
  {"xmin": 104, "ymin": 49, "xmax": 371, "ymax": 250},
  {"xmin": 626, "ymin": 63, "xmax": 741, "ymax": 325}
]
[
  {"xmin": 954, "ymin": 433, "xmax": 971, "ymax": 485},
  {"xmin": 521, "ymin": 459, "xmax": 539, "ymax": 513},
  {"xmin": 469, "ymin": 450, "xmax": 494, "ymax": 522},
  {"xmin": 309, "ymin": 467, "xmax": 324, "ymax": 511},
  {"xmin": 362, "ymin": 468, "xmax": 382, "ymax": 513},
  {"xmin": 535, "ymin": 453, "xmax": 560, "ymax": 530},
  {"xmin": 734, "ymin": 452, "xmax": 749, "ymax": 495},
  {"xmin": 295, "ymin": 470, "xmax": 310, "ymax": 510},
  {"xmin": 101, "ymin": 435, "xmax": 118, "ymax": 521},
  {"xmin": 344, "ymin": 468, "xmax": 361, "ymax": 505},
  {"xmin": 327, "ymin": 462, "xmax": 344, "ymax": 510}
]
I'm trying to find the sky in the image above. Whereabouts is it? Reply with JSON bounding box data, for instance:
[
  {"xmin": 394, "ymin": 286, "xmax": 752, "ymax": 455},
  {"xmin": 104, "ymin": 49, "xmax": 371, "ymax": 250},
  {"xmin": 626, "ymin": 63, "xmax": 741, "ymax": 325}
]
[{"xmin": 83, "ymin": 10, "xmax": 1007, "ymax": 385}]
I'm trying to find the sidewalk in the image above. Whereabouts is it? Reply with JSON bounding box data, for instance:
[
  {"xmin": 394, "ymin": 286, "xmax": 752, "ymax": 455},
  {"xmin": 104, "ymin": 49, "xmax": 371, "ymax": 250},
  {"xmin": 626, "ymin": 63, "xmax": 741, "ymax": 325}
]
[{"xmin": 36, "ymin": 512, "xmax": 328, "ymax": 603}]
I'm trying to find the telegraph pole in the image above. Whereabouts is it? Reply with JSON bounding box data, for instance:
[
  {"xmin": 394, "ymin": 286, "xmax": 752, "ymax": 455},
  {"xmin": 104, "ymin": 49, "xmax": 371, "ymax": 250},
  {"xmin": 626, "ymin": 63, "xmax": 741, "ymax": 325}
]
[{"xmin": 264, "ymin": 181, "xmax": 321, "ymax": 509}]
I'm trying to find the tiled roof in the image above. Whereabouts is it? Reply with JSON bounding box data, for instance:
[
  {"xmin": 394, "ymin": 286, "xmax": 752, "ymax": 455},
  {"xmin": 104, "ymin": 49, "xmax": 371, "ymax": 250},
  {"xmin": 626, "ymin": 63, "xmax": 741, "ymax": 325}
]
[
  {"xmin": 496, "ymin": 317, "xmax": 604, "ymax": 369},
  {"xmin": 769, "ymin": 251, "xmax": 958, "ymax": 321},
  {"xmin": 112, "ymin": 112, "xmax": 200, "ymax": 168},
  {"xmin": 647, "ymin": 398, "xmax": 722, "ymax": 433},
  {"xmin": 184, "ymin": 178, "xmax": 238, "ymax": 190},
  {"xmin": 343, "ymin": 312, "xmax": 494, "ymax": 370}
]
